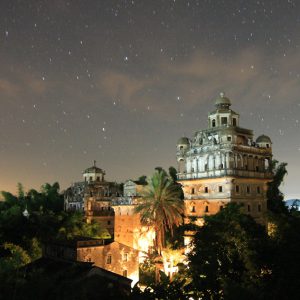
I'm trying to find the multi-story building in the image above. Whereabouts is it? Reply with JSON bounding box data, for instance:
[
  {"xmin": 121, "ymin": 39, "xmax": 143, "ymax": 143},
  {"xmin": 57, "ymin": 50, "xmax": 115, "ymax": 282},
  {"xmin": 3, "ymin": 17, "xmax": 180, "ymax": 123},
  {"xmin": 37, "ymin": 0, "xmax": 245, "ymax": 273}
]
[
  {"xmin": 64, "ymin": 162, "xmax": 122, "ymax": 236},
  {"xmin": 112, "ymin": 199, "xmax": 155, "ymax": 256},
  {"xmin": 176, "ymin": 93, "xmax": 273, "ymax": 246}
]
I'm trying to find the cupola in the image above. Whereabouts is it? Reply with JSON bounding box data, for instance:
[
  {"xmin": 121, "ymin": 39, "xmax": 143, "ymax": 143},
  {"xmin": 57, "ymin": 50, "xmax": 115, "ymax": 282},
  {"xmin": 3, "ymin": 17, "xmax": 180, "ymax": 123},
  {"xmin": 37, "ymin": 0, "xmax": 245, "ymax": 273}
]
[
  {"xmin": 256, "ymin": 135, "xmax": 272, "ymax": 149},
  {"xmin": 83, "ymin": 161, "xmax": 105, "ymax": 182}
]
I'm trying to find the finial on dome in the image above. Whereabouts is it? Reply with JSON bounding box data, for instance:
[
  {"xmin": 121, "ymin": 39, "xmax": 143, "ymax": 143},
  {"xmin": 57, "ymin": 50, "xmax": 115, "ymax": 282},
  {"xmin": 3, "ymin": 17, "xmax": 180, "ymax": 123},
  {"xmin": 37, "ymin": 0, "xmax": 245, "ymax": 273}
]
[
  {"xmin": 93, "ymin": 160, "xmax": 96, "ymax": 167},
  {"xmin": 215, "ymin": 92, "xmax": 231, "ymax": 108}
]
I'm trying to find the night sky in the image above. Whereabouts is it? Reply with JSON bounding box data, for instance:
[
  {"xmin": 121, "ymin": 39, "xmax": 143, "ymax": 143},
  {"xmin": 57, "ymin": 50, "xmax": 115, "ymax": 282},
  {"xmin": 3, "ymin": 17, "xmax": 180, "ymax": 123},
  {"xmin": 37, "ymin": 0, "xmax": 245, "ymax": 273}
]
[{"xmin": 1, "ymin": 0, "xmax": 300, "ymax": 199}]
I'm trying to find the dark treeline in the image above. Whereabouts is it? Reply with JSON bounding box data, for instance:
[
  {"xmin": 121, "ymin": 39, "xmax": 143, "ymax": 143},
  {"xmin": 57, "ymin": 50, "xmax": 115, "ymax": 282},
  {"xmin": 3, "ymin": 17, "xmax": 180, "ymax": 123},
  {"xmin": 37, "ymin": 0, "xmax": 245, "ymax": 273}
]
[{"xmin": 0, "ymin": 182, "xmax": 103, "ymax": 298}]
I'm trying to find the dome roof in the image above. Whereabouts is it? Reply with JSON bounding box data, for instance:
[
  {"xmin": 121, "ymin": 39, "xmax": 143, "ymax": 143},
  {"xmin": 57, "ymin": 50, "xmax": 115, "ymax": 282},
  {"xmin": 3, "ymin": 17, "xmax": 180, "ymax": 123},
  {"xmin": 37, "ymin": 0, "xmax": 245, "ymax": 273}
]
[
  {"xmin": 215, "ymin": 92, "xmax": 231, "ymax": 107},
  {"xmin": 84, "ymin": 161, "xmax": 104, "ymax": 174},
  {"xmin": 177, "ymin": 137, "xmax": 190, "ymax": 145},
  {"xmin": 256, "ymin": 135, "xmax": 272, "ymax": 143}
]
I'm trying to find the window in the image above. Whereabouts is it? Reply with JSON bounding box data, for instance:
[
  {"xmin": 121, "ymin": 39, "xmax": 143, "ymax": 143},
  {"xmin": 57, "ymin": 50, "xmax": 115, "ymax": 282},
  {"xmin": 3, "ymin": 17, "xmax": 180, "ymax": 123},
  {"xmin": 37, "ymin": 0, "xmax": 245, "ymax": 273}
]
[
  {"xmin": 247, "ymin": 205, "xmax": 251, "ymax": 212},
  {"xmin": 247, "ymin": 186, "xmax": 250, "ymax": 194},
  {"xmin": 266, "ymin": 144, "xmax": 269, "ymax": 148},
  {"xmin": 227, "ymin": 136, "xmax": 232, "ymax": 141},
  {"xmin": 233, "ymin": 118, "xmax": 237, "ymax": 126},
  {"xmin": 221, "ymin": 117, "xmax": 227, "ymax": 125},
  {"xmin": 123, "ymin": 270, "xmax": 128, "ymax": 277},
  {"xmin": 106, "ymin": 254, "xmax": 112, "ymax": 264},
  {"xmin": 235, "ymin": 185, "xmax": 240, "ymax": 193},
  {"xmin": 258, "ymin": 204, "xmax": 261, "ymax": 212},
  {"xmin": 107, "ymin": 220, "xmax": 111, "ymax": 225},
  {"xmin": 89, "ymin": 176, "xmax": 92, "ymax": 181},
  {"xmin": 191, "ymin": 206, "xmax": 196, "ymax": 213},
  {"xmin": 205, "ymin": 187, "xmax": 208, "ymax": 193},
  {"xmin": 205, "ymin": 206, "xmax": 209, "ymax": 212},
  {"xmin": 123, "ymin": 253, "xmax": 128, "ymax": 262},
  {"xmin": 191, "ymin": 188, "xmax": 195, "ymax": 194},
  {"xmin": 219, "ymin": 186, "xmax": 223, "ymax": 192},
  {"xmin": 96, "ymin": 176, "xmax": 100, "ymax": 181},
  {"xmin": 257, "ymin": 186, "xmax": 261, "ymax": 194},
  {"xmin": 256, "ymin": 166, "xmax": 259, "ymax": 172},
  {"xmin": 219, "ymin": 163, "xmax": 224, "ymax": 169},
  {"xmin": 205, "ymin": 164, "xmax": 208, "ymax": 171},
  {"xmin": 180, "ymin": 146, "xmax": 183, "ymax": 150},
  {"xmin": 212, "ymin": 119, "xmax": 216, "ymax": 127}
]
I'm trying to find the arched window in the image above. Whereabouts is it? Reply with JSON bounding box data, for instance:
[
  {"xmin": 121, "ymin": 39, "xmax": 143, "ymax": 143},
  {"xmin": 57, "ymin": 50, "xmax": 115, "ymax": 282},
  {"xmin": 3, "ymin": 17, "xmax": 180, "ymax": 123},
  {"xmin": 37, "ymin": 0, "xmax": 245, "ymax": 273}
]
[{"xmin": 212, "ymin": 119, "xmax": 216, "ymax": 127}]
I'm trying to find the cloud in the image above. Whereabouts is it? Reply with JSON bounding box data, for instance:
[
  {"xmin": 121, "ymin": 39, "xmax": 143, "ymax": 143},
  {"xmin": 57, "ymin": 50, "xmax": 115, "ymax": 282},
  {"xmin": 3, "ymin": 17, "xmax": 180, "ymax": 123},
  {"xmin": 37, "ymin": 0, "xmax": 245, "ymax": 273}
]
[
  {"xmin": 0, "ymin": 67, "xmax": 48, "ymax": 105},
  {"xmin": 97, "ymin": 47, "xmax": 300, "ymax": 118},
  {"xmin": 97, "ymin": 70, "xmax": 152, "ymax": 107},
  {"xmin": 3, "ymin": 47, "xmax": 298, "ymax": 118},
  {"xmin": 0, "ymin": 79, "xmax": 20, "ymax": 97}
]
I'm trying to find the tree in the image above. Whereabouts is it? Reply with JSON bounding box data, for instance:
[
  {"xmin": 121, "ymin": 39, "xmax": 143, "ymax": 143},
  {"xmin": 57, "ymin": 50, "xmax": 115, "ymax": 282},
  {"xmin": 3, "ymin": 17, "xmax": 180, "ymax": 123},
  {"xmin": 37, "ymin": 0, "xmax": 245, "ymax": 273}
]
[
  {"xmin": 168, "ymin": 166, "xmax": 177, "ymax": 182},
  {"xmin": 187, "ymin": 203, "xmax": 271, "ymax": 300},
  {"xmin": 0, "ymin": 243, "xmax": 31, "ymax": 273},
  {"xmin": 267, "ymin": 161, "xmax": 288, "ymax": 213},
  {"xmin": 265, "ymin": 161, "xmax": 300, "ymax": 299},
  {"xmin": 17, "ymin": 183, "xmax": 25, "ymax": 199},
  {"xmin": 136, "ymin": 175, "xmax": 147, "ymax": 185},
  {"xmin": 134, "ymin": 169, "xmax": 184, "ymax": 254}
]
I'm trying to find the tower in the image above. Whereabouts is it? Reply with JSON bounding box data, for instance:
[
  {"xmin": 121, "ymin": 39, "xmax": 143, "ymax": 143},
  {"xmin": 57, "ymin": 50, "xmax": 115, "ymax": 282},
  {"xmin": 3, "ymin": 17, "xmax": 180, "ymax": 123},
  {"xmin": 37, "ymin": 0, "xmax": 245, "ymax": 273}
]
[{"xmin": 176, "ymin": 93, "xmax": 273, "ymax": 247}]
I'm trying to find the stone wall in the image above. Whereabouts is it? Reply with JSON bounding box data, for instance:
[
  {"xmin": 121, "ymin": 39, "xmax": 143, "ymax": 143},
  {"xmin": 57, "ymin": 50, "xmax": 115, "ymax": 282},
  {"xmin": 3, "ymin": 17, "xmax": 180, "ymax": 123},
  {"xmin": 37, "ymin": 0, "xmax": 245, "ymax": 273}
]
[{"xmin": 77, "ymin": 241, "xmax": 139, "ymax": 285}]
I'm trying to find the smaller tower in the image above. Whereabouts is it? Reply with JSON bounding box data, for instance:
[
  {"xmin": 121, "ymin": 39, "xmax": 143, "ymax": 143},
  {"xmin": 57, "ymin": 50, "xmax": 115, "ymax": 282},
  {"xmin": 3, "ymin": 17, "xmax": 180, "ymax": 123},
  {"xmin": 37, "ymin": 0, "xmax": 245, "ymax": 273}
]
[
  {"xmin": 256, "ymin": 135, "xmax": 272, "ymax": 149},
  {"xmin": 208, "ymin": 92, "xmax": 240, "ymax": 129},
  {"xmin": 83, "ymin": 161, "xmax": 106, "ymax": 183},
  {"xmin": 177, "ymin": 137, "xmax": 190, "ymax": 174}
]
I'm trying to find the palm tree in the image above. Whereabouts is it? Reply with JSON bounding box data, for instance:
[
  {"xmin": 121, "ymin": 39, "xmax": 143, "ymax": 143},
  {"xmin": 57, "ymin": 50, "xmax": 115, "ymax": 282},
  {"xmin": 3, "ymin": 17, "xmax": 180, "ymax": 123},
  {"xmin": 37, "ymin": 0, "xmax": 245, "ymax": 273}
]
[{"xmin": 134, "ymin": 169, "xmax": 184, "ymax": 254}]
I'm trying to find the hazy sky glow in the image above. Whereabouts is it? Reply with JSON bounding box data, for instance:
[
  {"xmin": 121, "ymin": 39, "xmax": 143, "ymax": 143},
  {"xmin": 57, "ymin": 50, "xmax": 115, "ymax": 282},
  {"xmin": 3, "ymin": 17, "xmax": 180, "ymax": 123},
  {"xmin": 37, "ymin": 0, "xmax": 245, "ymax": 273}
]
[{"xmin": 0, "ymin": 1, "xmax": 300, "ymax": 199}]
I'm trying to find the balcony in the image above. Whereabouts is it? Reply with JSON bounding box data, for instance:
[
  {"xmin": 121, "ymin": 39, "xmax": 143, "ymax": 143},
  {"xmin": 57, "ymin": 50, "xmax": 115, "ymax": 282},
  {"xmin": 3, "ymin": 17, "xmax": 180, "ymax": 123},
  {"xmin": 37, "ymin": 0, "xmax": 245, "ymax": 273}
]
[{"xmin": 178, "ymin": 169, "xmax": 273, "ymax": 180}]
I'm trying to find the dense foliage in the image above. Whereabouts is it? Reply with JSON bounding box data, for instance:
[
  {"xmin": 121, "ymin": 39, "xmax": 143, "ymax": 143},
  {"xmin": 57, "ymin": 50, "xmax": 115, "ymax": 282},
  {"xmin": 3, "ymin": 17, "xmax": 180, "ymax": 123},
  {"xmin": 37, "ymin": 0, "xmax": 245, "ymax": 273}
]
[{"xmin": 0, "ymin": 182, "xmax": 102, "ymax": 275}]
